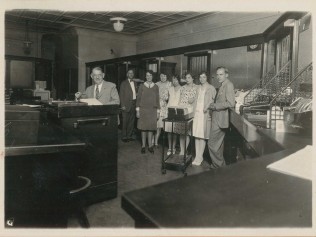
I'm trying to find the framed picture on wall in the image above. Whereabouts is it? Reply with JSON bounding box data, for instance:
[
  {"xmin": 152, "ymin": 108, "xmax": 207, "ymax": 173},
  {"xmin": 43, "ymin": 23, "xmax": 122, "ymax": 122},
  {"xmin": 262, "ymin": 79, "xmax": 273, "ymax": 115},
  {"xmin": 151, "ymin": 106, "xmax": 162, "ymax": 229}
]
[{"xmin": 10, "ymin": 60, "xmax": 33, "ymax": 89}]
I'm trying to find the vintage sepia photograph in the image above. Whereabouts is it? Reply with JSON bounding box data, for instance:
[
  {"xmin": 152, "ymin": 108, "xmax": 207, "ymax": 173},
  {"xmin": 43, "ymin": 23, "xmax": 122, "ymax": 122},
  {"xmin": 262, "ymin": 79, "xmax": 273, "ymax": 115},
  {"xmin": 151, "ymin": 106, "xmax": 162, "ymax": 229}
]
[{"xmin": 1, "ymin": 0, "xmax": 315, "ymax": 236}]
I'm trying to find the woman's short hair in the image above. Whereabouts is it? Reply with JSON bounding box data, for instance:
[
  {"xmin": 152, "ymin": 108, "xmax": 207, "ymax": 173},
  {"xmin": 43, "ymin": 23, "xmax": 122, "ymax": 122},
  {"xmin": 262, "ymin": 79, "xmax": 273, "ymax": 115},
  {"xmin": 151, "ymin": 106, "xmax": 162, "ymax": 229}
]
[
  {"xmin": 145, "ymin": 70, "xmax": 154, "ymax": 76},
  {"xmin": 199, "ymin": 71, "xmax": 208, "ymax": 78},
  {"xmin": 185, "ymin": 71, "xmax": 195, "ymax": 79},
  {"xmin": 171, "ymin": 74, "xmax": 180, "ymax": 82}
]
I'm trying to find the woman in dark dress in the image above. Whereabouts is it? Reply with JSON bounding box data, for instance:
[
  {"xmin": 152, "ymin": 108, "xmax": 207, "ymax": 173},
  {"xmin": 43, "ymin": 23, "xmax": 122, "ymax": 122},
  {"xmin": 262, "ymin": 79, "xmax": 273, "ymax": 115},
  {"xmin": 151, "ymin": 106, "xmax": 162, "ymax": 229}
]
[{"xmin": 136, "ymin": 70, "xmax": 160, "ymax": 154}]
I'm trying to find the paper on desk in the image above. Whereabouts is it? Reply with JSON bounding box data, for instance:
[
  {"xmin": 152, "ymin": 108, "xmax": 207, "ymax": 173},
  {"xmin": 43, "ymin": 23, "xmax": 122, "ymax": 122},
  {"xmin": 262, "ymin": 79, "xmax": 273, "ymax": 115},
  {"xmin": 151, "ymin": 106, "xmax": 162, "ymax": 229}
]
[
  {"xmin": 20, "ymin": 104, "xmax": 41, "ymax": 108},
  {"xmin": 80, "ymin": 98, "xmax": 102, "ymax": 105},
  {"xmin": 267, "ymin": 145, "xmax": 314, "ymax": 180}
]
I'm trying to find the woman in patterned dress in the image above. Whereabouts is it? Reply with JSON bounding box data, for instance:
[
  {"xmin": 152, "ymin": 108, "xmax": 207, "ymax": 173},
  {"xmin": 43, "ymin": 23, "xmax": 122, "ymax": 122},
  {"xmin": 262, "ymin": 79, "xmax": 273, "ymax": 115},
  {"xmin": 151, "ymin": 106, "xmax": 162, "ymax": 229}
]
[
  {"xmin": 174, "ymin": 72, "xmax": 198, "ymax": 156},
  {"xmin": 153, "ymin": 72, "xmax": 172, "ymax": 148},
  {"xmin": 165, "ymin": 75, "xmax": 181, "ymax": 155},
  {"xmin": 136, "ymin": 70, "xmax": 160, "ymax": 154},
  {"xmin": 192, "ymin": 72, "xmax": 216, "ymax": 166}
]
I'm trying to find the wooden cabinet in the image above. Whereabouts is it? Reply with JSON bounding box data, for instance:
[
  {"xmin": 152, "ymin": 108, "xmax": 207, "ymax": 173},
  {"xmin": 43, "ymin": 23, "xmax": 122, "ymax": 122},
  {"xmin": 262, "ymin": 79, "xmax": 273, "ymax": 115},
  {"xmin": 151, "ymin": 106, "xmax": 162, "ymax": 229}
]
[{"xmin": 48, "ymin": 104, "xmax": 119, "ymax": 204}]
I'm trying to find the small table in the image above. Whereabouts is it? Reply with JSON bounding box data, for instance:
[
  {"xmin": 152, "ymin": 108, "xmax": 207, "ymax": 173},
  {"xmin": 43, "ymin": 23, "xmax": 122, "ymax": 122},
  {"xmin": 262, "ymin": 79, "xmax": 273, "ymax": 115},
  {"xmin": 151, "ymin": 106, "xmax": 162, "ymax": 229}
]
[{"xmin": 161, "ymin": 118, "xmax": 193, "ymax": 176}]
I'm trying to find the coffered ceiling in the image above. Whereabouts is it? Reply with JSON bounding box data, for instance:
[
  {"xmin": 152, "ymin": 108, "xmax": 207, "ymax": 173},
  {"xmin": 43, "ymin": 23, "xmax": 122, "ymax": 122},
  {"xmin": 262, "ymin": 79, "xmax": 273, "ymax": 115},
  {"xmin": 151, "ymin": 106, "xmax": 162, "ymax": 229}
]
[{"xmin": 5, "ymin": 10, "xmax": 213, "ymax": 34}]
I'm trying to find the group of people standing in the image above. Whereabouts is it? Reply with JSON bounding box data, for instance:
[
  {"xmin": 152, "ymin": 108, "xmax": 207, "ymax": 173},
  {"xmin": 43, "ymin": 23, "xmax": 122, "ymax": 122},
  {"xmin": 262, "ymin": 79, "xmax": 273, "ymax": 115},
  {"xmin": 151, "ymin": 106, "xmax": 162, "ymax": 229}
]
[
  {"xmin": 77, "ymin": 66, "xmax": 235, "ymax": 169},
  {"xmin": 121, "ymin": 67, "xmax": 235, "ymax": 169}
]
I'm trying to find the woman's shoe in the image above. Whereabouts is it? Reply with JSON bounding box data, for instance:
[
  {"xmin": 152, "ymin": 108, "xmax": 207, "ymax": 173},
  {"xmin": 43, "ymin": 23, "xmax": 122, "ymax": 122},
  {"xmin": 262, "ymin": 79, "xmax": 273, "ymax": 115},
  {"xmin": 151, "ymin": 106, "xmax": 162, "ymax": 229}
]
[
  {"xmin": 167, "ymin": 148, "xmax": 176, "ymax": 156},
  {"xmin": 167, "ymin": 149, "xmax": 172, "ymax": 156},
  {"xmin": 148, "ymin": 147, "xmax": 154, "ymax": 154},
  {"xmin": 141, "ymin": 147, "xmax": 146, "ymax": 154},
  {"xmin": 192, "ymin": 158, "xmax": 203, "ymax": 166}
]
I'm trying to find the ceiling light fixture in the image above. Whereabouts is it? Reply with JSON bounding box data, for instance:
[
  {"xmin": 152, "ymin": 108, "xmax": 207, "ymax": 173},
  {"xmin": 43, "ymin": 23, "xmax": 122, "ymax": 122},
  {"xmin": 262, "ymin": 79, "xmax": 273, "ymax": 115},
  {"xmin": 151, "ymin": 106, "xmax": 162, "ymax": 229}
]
[{"xmin": 110, "ymin": 17, "xmax": 127, "ymax": 32}]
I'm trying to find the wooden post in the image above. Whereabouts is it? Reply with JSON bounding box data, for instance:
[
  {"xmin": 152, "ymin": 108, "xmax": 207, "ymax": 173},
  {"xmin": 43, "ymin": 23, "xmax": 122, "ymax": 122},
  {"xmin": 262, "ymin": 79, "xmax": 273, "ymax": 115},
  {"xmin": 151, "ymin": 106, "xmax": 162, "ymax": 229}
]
[
  {"xmin": 261, "ymin": 42, "xmax": 268, "ymax": 82},
  {"xmin": 291, "ymin": 20, "xmax": 300, "ymax": 78}
]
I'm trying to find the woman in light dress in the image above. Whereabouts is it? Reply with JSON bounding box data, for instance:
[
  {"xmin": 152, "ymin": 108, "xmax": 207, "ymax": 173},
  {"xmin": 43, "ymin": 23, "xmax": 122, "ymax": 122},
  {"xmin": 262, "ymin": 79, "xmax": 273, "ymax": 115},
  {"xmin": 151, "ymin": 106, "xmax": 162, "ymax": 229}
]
[
  {"xmin": 164, "ymin": 75, "xmax": 182, "ymax": 155},
  {"xmin": 153, "ymin": 72, "xmax": 172, "ymax": 148},
  {"xmin": 174, "ymin": 72, "xmax": 198, "ymax": 156},
  {"xmin": 192, "ymin": 72, "xmax": 216, "ymax": 165}
]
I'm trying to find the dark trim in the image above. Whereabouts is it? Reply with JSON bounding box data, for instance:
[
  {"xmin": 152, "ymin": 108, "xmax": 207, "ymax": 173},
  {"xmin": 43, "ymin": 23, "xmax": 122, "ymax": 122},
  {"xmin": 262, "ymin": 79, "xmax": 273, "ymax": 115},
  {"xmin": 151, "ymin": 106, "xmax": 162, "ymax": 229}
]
[
  {"xmin": 184, "ymin": 51, "xmax": 210, "ymax": 57},
  {"xmin": 5, "ymin": 55, "xmax": 52, "ymax": 63},
  {"xmin": 86, "ymin": 34, "xmax": 264, "ymax": 66}
]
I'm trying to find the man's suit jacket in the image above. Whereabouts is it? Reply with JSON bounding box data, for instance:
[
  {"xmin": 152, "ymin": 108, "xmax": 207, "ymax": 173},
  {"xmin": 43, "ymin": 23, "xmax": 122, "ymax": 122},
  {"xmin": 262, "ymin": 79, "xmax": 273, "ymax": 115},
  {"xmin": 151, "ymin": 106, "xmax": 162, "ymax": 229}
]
[
  {"xmin": 119, "ymin": 79, "xmax": 138, "ymax": 112},
  {"xmin": 82, "ymin": 81, "xmax": 120, "ymax": 105},
  {"xmin": 212, "ymin": 79, "xmax": 235, "ymax": 128}
]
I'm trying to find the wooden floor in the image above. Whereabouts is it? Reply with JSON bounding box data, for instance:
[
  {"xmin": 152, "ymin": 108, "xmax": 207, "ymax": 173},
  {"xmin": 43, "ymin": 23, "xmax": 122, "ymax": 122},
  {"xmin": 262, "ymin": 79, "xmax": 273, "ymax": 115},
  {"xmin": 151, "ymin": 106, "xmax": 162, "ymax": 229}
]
[{"xmin": 68, "ymin": 132, "xmax": 210, "ymax": 227}]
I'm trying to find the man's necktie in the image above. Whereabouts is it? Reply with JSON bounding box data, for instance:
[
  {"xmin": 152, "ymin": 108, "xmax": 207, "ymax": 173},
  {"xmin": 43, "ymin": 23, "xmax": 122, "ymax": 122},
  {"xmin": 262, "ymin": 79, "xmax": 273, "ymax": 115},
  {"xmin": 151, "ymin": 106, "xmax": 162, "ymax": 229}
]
[{"xmin": 95, "ymin": 86, "xmax": 100, "ymax": 99}]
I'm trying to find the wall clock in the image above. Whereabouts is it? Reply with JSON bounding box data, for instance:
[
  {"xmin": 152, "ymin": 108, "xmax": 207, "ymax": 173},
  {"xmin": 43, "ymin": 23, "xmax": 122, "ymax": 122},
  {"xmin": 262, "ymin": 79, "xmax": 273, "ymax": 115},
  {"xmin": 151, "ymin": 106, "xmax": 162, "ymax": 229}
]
[{"xmin": 247, "ymin": 44, "xmax": 261, "ymax": 51}]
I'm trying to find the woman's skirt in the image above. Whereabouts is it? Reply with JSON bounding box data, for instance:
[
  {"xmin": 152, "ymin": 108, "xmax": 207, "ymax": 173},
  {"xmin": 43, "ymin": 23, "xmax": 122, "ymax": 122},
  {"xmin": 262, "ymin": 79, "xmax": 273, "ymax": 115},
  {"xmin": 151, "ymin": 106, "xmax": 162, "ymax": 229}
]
[
  {"xmin": 192, "ymin": 111, "xmax": 211, "ymax": 139},
  {"xmin": 137, "ymin": 107, "xmax": 157, "ymax": 131}
]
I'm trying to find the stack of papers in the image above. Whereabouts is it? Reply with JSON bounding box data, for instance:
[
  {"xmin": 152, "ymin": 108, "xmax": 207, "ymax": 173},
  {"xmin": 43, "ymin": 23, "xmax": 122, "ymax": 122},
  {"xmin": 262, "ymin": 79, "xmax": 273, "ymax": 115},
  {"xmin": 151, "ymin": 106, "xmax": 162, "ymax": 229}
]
[
  {"xmin": 19, "ymin": 104, "xmax": 41, "ymax": 108},
  {"xmin": 267, "ymin": 145, "xmax": 314, "ymax": 180},
  {"xmin": 80, "ymin": 98, "xmax": 103, "ymax": 105}
]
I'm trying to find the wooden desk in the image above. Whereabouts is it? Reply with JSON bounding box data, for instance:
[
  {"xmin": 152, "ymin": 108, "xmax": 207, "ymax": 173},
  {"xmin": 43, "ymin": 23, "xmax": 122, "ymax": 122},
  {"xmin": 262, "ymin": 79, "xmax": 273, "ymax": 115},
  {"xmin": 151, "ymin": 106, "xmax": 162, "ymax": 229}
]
[
  {"xmin": 121, "ymin": 112, "xmax": 312, "ymax": 228},
  {"xmin": 5, "ymin": 122, "xmax": 86, "ymax": 156},
  {"xmin": 5, "ymin": 107, "xmax": 87, "ymax": 227},
  {"xmin": 47, "ymin": 103, "xmax": 119, "ymax": 204}
]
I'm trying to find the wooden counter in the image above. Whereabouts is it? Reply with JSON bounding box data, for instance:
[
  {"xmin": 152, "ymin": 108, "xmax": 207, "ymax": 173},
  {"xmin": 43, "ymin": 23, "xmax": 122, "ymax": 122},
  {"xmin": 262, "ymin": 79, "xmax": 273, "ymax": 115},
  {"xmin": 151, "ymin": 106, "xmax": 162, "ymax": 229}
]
[
  {"xmin": 121, "ymin": 111, "xmax": 312, "ymax": 228},
  {"xmin": 5, "ymin": 103, "xmax": 119, "ymax": 227},
  {"xmin": 46, "ymin": 103, "xmax": 120, "ymax": 204},
  {"xmin": 5, "ymin": 105, "xmax": 87, "ymax": 227}
]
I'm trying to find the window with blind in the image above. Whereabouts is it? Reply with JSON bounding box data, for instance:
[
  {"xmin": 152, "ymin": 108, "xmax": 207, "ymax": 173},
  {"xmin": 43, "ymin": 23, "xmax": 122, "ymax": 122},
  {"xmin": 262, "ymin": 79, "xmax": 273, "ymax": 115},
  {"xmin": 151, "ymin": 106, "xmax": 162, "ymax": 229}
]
[{"xmin": 186, "ymin": 52, "xmax": 211, "ymax": 84}]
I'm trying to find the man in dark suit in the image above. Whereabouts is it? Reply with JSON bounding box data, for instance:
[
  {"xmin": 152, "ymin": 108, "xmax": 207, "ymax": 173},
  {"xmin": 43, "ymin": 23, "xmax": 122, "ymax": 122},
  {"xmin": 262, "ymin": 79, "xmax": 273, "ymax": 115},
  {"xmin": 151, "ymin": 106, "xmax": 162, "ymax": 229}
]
[
  {"xmin": 207, "ymin": 66, "xmax": 235, "ymax": 169},
  {"xmin": 75, "ymin": 66, "xmax": 120, "ymax": 105},
  {"xmin": 119, "ymin": 69, "xmax": 138, "ymax": 142}
]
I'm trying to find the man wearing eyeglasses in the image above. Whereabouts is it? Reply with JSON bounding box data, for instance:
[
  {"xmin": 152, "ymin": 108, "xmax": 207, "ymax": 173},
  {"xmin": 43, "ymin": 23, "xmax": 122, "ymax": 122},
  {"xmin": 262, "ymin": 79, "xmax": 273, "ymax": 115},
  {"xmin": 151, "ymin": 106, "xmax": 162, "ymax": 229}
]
[{"xmin": 75, "ymin": 66, "xmax": 120, "ymax": 105}]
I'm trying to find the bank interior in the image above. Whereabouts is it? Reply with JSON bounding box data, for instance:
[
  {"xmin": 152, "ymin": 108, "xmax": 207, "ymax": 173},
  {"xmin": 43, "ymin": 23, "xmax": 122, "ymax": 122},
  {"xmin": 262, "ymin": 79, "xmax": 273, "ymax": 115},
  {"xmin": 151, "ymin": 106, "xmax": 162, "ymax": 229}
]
[{"xmin": 4, "ymin": 11, "xmax": 313, "ymax": 229}]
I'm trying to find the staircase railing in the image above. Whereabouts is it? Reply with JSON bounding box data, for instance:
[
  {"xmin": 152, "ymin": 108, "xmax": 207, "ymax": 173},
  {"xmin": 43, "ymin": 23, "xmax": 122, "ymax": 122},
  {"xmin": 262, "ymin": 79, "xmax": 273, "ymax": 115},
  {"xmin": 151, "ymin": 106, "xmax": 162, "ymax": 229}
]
[
  {"xmin": 243, "ymin": 66, "xmax": 275, "ymax": 105},
  {"xmin": 268, "ymin": 62, "xmax": 312, "ymax": 128},
  {"xmin": 255, "ymin": 61, "xmax": 292, "ymax": 103}
]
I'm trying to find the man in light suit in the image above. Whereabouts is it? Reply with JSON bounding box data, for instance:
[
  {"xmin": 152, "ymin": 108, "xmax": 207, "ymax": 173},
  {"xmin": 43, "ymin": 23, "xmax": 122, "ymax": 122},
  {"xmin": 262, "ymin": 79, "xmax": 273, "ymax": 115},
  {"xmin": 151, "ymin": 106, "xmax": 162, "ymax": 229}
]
[
  {"xmin": 119, "ymin": 69, "xmax": 138, "ymax": 142},
  {"xmin": 75, "ymin": 66, "xmax": 120, "ymax": 105},
  {"xmin": 207, "ymin": 66, "xmax": 235, "ymax": 169}
]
